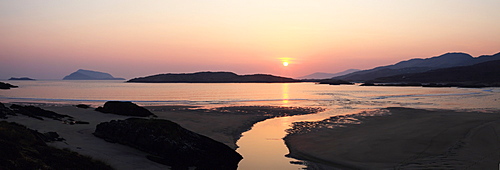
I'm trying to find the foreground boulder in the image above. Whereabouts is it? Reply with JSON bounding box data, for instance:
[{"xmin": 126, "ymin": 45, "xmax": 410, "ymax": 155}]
[
  {"xmin": 93, "ymin": 118, "xmax": 242, "ymax": 169},
  {"xmin": 95, "ymin": 101, "xmax": 156, "ymax": 117}
]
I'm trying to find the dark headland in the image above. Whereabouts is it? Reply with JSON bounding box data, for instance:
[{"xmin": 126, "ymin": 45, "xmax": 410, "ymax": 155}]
[
  {"xmin": 358, "ymin": 60, "xmax": 500, "ymax": 87},
  {"xmin": 319, "ymin": 52, "xmax": 500, "ymax": 87},
  {"xmin": 334, "ymin": 52, "xmax": 500, "ymax": 81},
  {"xmin": 127, "ymin": 71, "xmax": 300, "ymax": 83}
]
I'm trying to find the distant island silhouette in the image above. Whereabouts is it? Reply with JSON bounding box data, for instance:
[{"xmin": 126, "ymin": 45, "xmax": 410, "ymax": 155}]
[
  {"xmin": 63, "ymin": 69, "xmax": 125, "ymax": 80},
  {"xmin": 8, "ymin": 77, "xmax": 36, "ymax": 81},
  {"xmin": 127, "ymin": 71, "xmax": 299, "ymax": 83}
]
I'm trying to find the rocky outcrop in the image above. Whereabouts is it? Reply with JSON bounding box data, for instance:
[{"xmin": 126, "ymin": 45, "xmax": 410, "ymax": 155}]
[
  {"xmin": 93, "ymin": 118, "xmax": 243, "ymax": 169},
  {"xmin": 63, "ymin": 69, "xmax": 124, "ymax": 80},
  {"xmin": 95, "ymin": 101, "xmax": 156, "ymax": 117},
  {"xmin": 127, "ymin": 71, "xmax": 299, "ymax": 83},
  {"xmin": 0, "ymin": 82, "xmax": 18, "ymax": 89}
]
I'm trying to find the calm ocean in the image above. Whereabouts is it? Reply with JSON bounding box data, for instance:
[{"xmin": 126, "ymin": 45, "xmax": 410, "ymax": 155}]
[{"xmin": 2, "ymin": 80, "xmax": 498, "ymax": 110}]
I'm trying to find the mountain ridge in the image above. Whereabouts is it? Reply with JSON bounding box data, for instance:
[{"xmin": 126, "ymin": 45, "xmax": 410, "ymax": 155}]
[
  {"xmin": 373, "ymin": 60, "xmax": 500, "ymax": 84},
  {"xmin": 334, "ymin": 52, "xmax": 500, "ymax": 81},
  {"xmin": 298, "ymin": 69, "xmax": 360, "ymax": 79}
]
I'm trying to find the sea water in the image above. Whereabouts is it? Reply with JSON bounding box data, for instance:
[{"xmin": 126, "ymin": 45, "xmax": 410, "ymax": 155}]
[{"xmin": 1, "ymin": 80, "xmax": 499, "ymax": 169}]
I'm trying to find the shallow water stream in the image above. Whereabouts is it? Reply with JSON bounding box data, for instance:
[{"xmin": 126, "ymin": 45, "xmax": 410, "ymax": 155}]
[{"xmin": 236, "ymin": 109, "xmax": 358, "ymax": 169}]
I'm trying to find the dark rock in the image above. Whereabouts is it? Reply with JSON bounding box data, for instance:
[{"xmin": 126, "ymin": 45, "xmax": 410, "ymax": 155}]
[
  {"xmin": 75, "ymin": 120, "xmax": 90, "ymax": 124},
  {"xmin": 93, "ymin": 118, "xmax": 242, "ymax": 169},
  {"xmin": 0, "ymin": 82, "xmax": 18, "ymax": 89},
  {"xmin": 95, "ymin": 101, "xmax": 156, "ymax": 117},
  {"xmin": 38, "ymin": 132, "xmax": 65, "ymax": 142},
  {"xmin": 10, "ymin": 104, "xmax": 73, "ymax": 120},
  {"xmin": 9, "ymin": 77, "xmax": 36, "ymax": 80},
  {"xmin": 318, "ymin": 79, "xmax": 353, "ymax": 85},
  {"xmin": 75, "ymin": 104, "xmax": 91, "ymax": 109}
]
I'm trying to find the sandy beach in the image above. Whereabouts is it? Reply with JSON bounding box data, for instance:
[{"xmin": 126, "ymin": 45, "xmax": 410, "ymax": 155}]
[
  {"xmin": 2, "ymin": 103, "xmax": 322, "ymax": 169},
  {"xmin": 284, "ymin": 107, "xmax": 500, "ymax": 169}
]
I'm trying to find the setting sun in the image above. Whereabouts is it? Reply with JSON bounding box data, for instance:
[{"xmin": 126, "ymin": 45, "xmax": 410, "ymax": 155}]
[{"xmin": 280, "ymin": 57, "xmax": 293, "ymax": 67}]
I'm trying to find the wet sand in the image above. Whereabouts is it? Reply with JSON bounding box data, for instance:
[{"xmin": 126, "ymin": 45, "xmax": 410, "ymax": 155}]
[
  {"xmin": 284, "ymin": 107, "xmax": 500, "ymax": 169},
  {"xmin": 3, "ymin": 103, "xmax": 321, "ymax": 170}
]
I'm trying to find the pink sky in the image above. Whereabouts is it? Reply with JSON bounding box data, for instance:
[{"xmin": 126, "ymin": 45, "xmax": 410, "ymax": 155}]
[{"xmin": 1, "ymin": 1, "xmax": 499, "ymax": 79}]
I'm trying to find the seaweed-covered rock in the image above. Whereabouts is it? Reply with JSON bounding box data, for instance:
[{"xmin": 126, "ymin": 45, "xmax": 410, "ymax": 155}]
[
  {"xmin": 93, "ymin": 118, "xmax": 242, "ymax": 169},
  {"xmin": 10, "ymin": 104, "xmax": 72, "ymax": 120},
  {"xmin": 95, "ymin": 101, "xmax": 155, "ymax": 117}
]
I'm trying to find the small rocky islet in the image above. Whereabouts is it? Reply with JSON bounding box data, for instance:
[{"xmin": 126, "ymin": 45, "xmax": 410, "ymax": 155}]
[{"xmin": 0, "ymin": 82, "xmax": 18, "ymax": 89}]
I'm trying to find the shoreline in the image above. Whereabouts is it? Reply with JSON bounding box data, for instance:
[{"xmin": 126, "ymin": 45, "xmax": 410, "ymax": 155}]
[
  {"xmin": 148, "ymin": 105, "xmax": 324, "ymax": 149},
  {"xmin": 284, "ymin": 107, "xmax": 500, "ymax": 169},
  {"xmin": 1, "ymin": 102, "xmax": 323, "ymax": 169}
]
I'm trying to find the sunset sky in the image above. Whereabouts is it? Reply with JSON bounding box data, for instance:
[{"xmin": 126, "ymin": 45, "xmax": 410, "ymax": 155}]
[{"xmin": 1, "ymin": 1, "xmax": 499, "ymax": 79}]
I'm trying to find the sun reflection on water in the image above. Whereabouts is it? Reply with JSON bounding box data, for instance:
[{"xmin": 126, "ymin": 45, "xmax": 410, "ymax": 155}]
[{"xmin": 282, "ymin": 83, "xmax": 289, "ymax": 105}]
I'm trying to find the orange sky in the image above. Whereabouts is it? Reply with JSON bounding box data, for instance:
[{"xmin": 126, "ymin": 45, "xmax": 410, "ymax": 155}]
[{"xmin": 1, "ymin": 1, "xmax": 499, "ymax": 79}]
